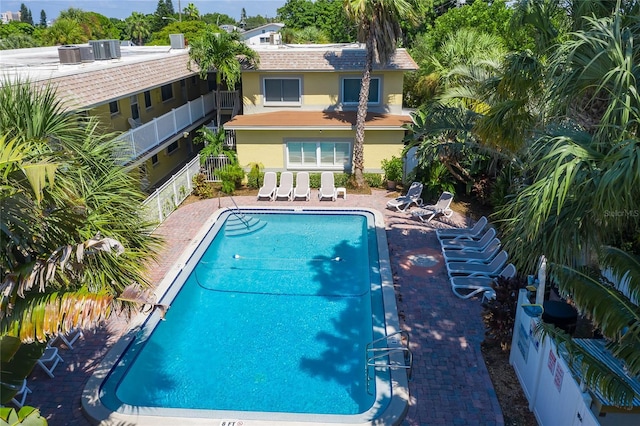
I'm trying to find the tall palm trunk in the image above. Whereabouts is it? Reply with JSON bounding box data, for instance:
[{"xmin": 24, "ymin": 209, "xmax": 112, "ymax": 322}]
[
  {"xmin": 353, "ymin": 31, "xmax": 374, "ymax": 188},
  {"xmin": 216, "ymin": 72, "xmax": 222, "ymax": 128}
]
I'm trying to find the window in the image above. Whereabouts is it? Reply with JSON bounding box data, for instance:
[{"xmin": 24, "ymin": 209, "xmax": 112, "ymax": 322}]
[
  {"xmin": 109, "ymin": 100, "xmax": 119, "ymax": 115},
  {"xmin": 151, "ymin": 154, "xmax": 158, "ymax": 165},
  {"xmin": 342, "ymin": 77, "xmax": 380, "ymax": 105},
  {"xmin": 287, "ymin": 141, "xmax": 351, "ymax": 169},
  {"xmin": 161, "ymin": 84, "xmax": 173, "ymax": 102},
  {"xmin": 130, "ymin": 95, "xmax": 139, "ymax": 120},
  {"xmin": 167, "ymin": 141, "xmax": 179, "ymax": 154},
  {"xmin": 144, "ymin": 90, "xmax": 152, "ymax": 108},
  {"xmin": 259, "ymin": 36, "xmax": 270, "ymax": 44},
  {"xmin": 264, "ymin": 78, "xmax": 300, "ymax": 104}
]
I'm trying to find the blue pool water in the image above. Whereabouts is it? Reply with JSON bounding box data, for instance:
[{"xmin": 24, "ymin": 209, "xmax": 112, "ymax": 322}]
[{"xmin": 102, "ymin": 211, "xmax": 390, "ymax": 416}]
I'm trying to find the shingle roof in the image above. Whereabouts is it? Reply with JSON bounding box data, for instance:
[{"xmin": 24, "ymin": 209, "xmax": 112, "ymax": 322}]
[
  {"xmin": 249, "ymin": 47, "xmax": 418, "ymax": 72},
  {"xmin": 36, "ymin": 52, "xmax": 197, "ymax": 110},
  {"xmin": 225, "ymin": 110, "xmax": 411, "ymax": 130}
]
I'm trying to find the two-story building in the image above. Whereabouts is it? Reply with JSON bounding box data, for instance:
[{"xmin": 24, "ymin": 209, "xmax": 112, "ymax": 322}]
[
  {"xmin": 0, "ymin": 42, "xmax": 239, "ymax": 191},
  {"xmin": 225, "ymin": 44, "xmax": 418, "ymax": 175}
]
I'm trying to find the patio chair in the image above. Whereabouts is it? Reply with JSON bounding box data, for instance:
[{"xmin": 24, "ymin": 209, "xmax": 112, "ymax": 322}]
[
  {"xmin": 318, "ymin": 171, "xmax": 337, "ymax": 201},
  {"xmin": 1, "ymin": 379, "xmax": 32, "ymax": 408},
  {"xmin": 411, "ymin": 191, "xmax": 454, "ymax": 222},
  {"xmin": 446, "ymin": 250, "xmax": 508, "ymax": 277},
  {"xmin": 386, "ymin": 182, "xmax": 424, "ymax": 212},
  {"xmin": 51, "ymin": 328, "xmax": 83, "ymax": 350},
  {"xmin": 440, "ymin": 227, "xmax": 497, "ymax": 251},
  {"xmin": 275, "ymin": 172, "xmax": 294, "ymax": 201},
  {"xmin": 293, "ymin": 172, "xmax": 311, "ymax": 201},
  {"xmin": 436, "ymin": 216, "xmax": 488, "ymax": 241},
  {"xmin": 450, "ymin": 263, "xmax": 516, "ymax": 300},
  {"xmin": 37, "ymin": 345, "xmax": 63, "ymax": 378},
  {"xmin": 442, "ymin": 238, "xmax": 501, "ymax": 263},
  {"xmin": 257, "ymin": 171, "xmax": 277, "ymax": 201}
]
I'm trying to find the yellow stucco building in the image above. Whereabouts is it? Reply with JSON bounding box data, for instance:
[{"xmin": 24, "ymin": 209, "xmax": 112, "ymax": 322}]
[{"xmin": 225, "ymin": 45, "xmax": 418, "ymax": 174}]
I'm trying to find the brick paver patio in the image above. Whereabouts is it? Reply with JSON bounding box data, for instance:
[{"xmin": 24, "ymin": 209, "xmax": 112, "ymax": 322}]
[{"xmin": 24, "ymin": 189, "xmax": 504, "ymax": 425}]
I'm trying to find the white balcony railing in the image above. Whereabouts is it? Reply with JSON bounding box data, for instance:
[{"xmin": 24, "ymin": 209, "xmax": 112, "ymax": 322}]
[{"xmin": 115, "ymin": 91, "xmax": 237, "ymax": 164}]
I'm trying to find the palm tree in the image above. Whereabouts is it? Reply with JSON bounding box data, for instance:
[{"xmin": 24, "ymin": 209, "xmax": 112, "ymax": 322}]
[
  {"xmin": 0, "ymin": 79, "xmax": 160, "ymax": 403},
  {"xmin": 183, "ymin": 2, "xmax": 200, "ymax": 21},
  {"xmin": 42, "ymin": 17, "xmax": 86, "ymax": 45},
  {"xmin": 125, "ymin": 12, "xmax": 151, "ymax": 46},
  {"xmin": 343, "ymin": 0, "xmax": 415, "ymax": 188},
  {"xmin": 188, "ymin": 30, "xmax": 259, "ymax": 128}
]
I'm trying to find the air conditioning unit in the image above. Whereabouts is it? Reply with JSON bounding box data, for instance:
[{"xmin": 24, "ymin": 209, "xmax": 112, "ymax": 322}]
[
  {"xmin": 78, "ymin": 45, "xmax": 94, "ymax": 62},
  {"xmin": 169, "ymin": 33, "xmax": 185, "ymax": 49},
  {"xmin": 89, "ymin": 40, "xmax": 111, "ymax": 60},
  {"xmin": 58, "ymin": 45, "xmax": 81, "ymax": 64},
  {"xmin": 107, "ymin": 39, "xmax": 121, "ymax": 58}
]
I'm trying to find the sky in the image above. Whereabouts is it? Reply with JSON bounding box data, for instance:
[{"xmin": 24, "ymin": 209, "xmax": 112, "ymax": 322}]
[{"xmin": 3, "ymin": 1, "xmax": 287, "ymax": 21}]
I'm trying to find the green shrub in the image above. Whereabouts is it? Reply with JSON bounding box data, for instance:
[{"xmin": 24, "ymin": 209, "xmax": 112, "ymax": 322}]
[
  {"xmin": 192, "ymin": 173, "xmax": 214, "ymax": 199},
  {"xmin": 364, "ymin": 173, "xmax": 384, "ymax": 188},
  {"xmin": 482, "ymin": 275, "xmax": 527, "ymax": 351},
  {"xmin": 381, "ymin": 156, "xmax": 403, "ymax": 183},
  {"xmin": 218, "ymin": 165, "xmax": 245, "ymax": 194},
  {"xmin": 246, "ymin": 162, "xmax": 263, "ymax": 189}
]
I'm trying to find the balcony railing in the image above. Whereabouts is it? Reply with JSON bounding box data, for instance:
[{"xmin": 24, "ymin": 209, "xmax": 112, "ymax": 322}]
[{"xmin": 115, "ymin": 91, "xmax": 238, "ymax": 165}]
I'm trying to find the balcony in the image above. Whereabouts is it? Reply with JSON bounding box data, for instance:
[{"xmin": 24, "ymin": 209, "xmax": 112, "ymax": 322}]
[{"xmin": 115, "ymin": 91, "xmax": 239, "ymax": 165}]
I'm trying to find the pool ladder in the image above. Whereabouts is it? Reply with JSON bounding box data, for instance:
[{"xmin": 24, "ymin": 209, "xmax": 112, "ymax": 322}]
[
  {"xmin": 225, "ymin": 196, "xmax": 251, "ymax": 229},
  {"xmin": 365, "ymin": 331, "xmax": 413, "ymax": 395}
]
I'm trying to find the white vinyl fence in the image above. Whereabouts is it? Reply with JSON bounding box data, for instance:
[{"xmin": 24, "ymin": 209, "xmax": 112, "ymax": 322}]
[{"xmin": 142, "ymin": 155, "xmax": 202, "ymax": 224}]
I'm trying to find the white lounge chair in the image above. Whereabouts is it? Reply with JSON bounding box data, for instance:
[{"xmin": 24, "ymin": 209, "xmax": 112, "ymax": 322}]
[
  {"xmin": 257, "ymin": 171, "xmax": 277, "ymax": 201},
  {"xmin": 293, "ymin": 172, "xmax": 311, "ymax": 201},
  {"xmin": 2, "ymin": 379, "xmax": 32, "ymax": 408},
  {"xmin": 37, "ymin": 345, "xmax": 63, "ymax": 378},
  {"xmin": 437, "ymin": 216, "xmax": 488, "ymax": 241},
  {"xmin": 318, "ymin": 171, "xmax": 337, "ymax": 201},
  {"xmin": 440, "ymin": 228, "xmax": 497, "ymax": 251},
  {"xmin": 51, "ymin": 329, "xmax": 83, "ymax": 350},
  {"xmin": 411, "ymin": 191, "xmax": 454, "ymax": 222},
  {"xmin": 442, "ymin": 238, "xmax": 501, "ymax": 263},
  {"xmin": 446, "ymin": 250, "xmax": 508, "ymax": 277},
  {"xmin": 386, "ymin": 182, "xmax": 424, "ymax": 211},
  {"xmin": 275, "ymin": 172, "xmax": 294, "ymax": 201},
  {"xmin": 451, "ymin": 263, "xmax": 516, "ymax": 299}
]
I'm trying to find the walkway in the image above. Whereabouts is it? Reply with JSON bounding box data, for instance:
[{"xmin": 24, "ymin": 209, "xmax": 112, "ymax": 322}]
[{"xmin": 24, "ymin": 189, "xmax": 503, "ymax": 425}]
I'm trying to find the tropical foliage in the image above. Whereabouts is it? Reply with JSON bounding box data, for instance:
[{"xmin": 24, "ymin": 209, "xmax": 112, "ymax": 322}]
[
  {"xmin": 0, "ymin": 79, "xmax": 160, "ymax": 402},
  {"xmin": 344, "ymin": 0, "xmax": 416, "ymax": 188},
  {"xmin": 188, "ymin": 30, "xmax": 259, "ymax": 127}
]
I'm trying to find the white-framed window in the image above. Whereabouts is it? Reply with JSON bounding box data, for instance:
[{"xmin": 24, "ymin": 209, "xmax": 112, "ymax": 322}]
[
  {"xmin": 144, "ymin": 90, "xmax": 152, "ymax": 109},
  {"xmin": 161, "ymin": 84, "xmax": 173, "ymax": 102},
  {"xmin": 130, "ymin": 94, "xmax": 140, "ymax": 120},
  {"xmin": 286, "ymin": 141, "xmax": 351, "ymax": 169},
  {"xmin": 263, "ymin": 78, "xmax": 301, "ymax": 105},
  {"xmin": 167, "ymin": 141, "xmax": 179, "ymax": 155},
  {"xmin": 341, "ymin": 76, "xmax": 381, "ymax": 105},
  {"xmin": 151, "ymin": 154, "xmax": 159, "ymax": 165},
  {"xmin": 109, "ymin": 100, "xmax": 119, "ymax": 115}
]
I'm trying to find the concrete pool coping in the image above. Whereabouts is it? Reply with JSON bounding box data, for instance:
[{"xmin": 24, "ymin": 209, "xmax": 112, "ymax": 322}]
[{"xmin": 82, "ymin": 207, "xmax": 410, "ymax": 425}]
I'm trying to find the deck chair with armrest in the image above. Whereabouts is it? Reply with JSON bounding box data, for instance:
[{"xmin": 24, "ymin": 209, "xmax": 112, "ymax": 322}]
[
  {"xmin": 0, "ymin": 379, "xmax": 32, "ymax": 409},
  {"xmin": 442, "ymin": 238, "xmax": 501, "ymax": 263},
  {"xmin": 411, "ymin": 191, "xmax": 454, "ymax": 222},
  {"xmin": 257, "ymin": 171, "xmax": 277, "ymax": 201},
  {"xmin": 437, "ymin": 216, "xmax": 488, "ymax": 241},
  {"xmin": 318, "ymin": 171, "xmax": 337, "ymax": 201},
  {"xmin": 275, "ymin": 171, "xmax": 294, "ymax": 201},
  {"xmin": 440, "ymin": 227, "xmax": 497, "ymax": 251},
  {"xmin": 450, "ymin": 263, "xmax": 516, "ymax": 300},
  {"xmin": 292, "ymin": 172, "xmax": 311, "ymax": 201},
  {"xmin": 386, "ymin": 182, "xmax": 424, "ymax": 212},
  {"xmin": 37, "ymin": 343, "xmax": 63, "ymax": 378},
  {"xmin": 50, "ymin": 328, "xmax": 83, "ymax": 350},
  {"xmin": 446, "ymin": 250, "xmax": 508, "ymax": 277}
]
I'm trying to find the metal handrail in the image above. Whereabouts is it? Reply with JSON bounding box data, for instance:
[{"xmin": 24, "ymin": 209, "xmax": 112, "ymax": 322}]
[
  {"xmin": 222, "ymin": 195, "xmax": 251, "ymax": 229},
  {"xmin": 365, "ymin": 330, "xmax": 413, "ymax": 394}
]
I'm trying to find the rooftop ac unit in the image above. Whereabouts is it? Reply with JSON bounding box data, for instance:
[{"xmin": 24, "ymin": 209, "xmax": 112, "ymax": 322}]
[
  {"xmin": 170, "ymin": 33, "xmax": 185, "ymax": 49},
  {"xmin": 107, "ymin": 39, "xmax": 121, "ymax": 58},
  {"xmin": 89, "ymin": 40, "xmax": 111, "ymax": 60},
  {"xmin": 58, "ymin": 45, "xmax": 81, "ymax": 64},
  {"xmin": 78, "ymin": 45, "xmax": 95, "ymax": 62}
]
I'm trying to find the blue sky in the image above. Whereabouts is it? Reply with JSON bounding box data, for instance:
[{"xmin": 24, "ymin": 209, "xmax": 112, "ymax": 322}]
[{"xmin": 4, "ymin": 1, "xmax": 287, "ymax": 21}]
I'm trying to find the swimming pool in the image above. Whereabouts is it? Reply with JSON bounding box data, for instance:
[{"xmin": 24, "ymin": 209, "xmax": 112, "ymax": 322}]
[{"xmin": 83, "ymin": 208, "xmax": 409, "ymax": 425}]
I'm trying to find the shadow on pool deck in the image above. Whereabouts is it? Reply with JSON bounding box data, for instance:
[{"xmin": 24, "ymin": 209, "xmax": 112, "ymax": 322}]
[{"xmin": 24, "ymin": 189, "xmax": 504, "ymax": 426}]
